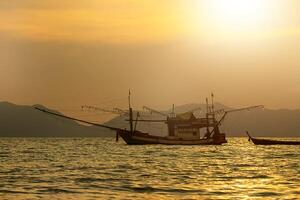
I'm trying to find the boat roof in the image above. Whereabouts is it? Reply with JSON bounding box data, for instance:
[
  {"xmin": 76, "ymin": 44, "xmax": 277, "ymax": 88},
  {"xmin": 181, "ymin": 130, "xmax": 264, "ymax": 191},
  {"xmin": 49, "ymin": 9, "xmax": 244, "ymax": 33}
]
[{"xmin": 173, "ymin": 112, "xmax": 197, "ymax": 121}]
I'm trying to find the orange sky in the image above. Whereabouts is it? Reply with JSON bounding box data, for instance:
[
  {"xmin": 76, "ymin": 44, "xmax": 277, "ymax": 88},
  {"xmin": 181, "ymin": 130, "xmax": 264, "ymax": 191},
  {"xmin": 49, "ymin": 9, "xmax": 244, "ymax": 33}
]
[
  {"xmin": 0, "ymin": 1, "xmax": 191, "ymax": 43},
  {"xmin": 1, "ymin": 0, "xmax": 300, "ymax": 113}
]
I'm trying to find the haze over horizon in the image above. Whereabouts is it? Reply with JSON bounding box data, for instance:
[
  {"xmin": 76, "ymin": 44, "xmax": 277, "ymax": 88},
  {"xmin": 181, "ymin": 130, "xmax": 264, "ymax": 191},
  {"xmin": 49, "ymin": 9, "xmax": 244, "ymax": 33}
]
[{"xmin": 1, "ymin": 0, "xmax": 300, "ymax": 111}]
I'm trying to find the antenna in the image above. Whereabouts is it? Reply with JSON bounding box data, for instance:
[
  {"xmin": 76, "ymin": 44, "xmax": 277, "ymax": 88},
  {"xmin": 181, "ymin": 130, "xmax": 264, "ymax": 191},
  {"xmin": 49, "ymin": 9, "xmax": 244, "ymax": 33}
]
[
  {"xmin": 128, "ymin": 89, "xmax": 131, "ymax": 109},
  {"xmin": 211, "ymin": 93, "xmax": 215, "ymax": 114},
  {"xmin": 206, "ymin": 97, "xmax": 210, "ymax": 134},
  {"xmin": 206, "ymin": 97, "xmax": 209, "ymax": 114}
]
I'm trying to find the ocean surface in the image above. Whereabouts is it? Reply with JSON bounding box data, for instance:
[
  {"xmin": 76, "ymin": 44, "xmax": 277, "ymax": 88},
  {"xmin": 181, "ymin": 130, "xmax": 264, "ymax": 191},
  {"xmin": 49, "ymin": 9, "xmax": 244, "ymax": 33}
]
[{"xmin": 0, "ymin": 137, "xmax": 299, "ymax": 200}]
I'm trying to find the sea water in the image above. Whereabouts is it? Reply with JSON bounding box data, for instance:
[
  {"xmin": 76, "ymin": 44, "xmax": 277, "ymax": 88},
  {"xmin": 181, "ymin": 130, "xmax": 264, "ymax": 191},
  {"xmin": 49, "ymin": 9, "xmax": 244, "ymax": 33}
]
[{"xmin": 0, "ymin": 137, "xmax": 299, "ymax": 199}]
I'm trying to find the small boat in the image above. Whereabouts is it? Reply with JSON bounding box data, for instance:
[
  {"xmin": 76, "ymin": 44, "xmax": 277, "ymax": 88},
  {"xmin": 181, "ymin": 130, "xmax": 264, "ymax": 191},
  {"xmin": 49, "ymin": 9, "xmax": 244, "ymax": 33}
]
[{"xmin": 246, "ymin": 131, "xmax": 300, "ymax": 145}]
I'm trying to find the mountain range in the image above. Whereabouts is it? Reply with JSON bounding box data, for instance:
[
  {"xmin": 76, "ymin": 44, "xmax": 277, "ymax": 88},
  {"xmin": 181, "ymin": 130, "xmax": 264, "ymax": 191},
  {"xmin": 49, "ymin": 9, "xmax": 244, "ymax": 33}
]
[
  {"xmin": 0, "ymin": 102, "xmax": 112, "ymax": 137},
  {"xmin": 1, "ymin": 101, "xmax": 300, "ymax": 137}
]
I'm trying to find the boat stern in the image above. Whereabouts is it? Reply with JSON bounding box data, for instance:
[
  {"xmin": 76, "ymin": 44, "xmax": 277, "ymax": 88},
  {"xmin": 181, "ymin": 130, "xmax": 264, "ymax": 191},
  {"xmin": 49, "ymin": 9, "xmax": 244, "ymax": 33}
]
[{"xmin": 213, "ymin": 133, "xmax": 227, "ymax": 144}]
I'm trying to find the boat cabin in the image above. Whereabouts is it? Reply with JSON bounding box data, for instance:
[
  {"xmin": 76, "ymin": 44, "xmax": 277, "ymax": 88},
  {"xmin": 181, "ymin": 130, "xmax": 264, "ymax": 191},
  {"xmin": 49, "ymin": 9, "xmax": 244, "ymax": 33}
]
[{"xmin": 166, "ymin": 112, "xmax": 217, "ymax": 139}]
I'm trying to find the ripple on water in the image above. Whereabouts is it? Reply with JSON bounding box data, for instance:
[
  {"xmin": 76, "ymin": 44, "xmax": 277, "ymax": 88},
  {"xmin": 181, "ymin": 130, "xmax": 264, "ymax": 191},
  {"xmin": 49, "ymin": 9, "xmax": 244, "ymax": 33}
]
[
  {"xmin": 75, "ymin": 177, "xmax": 120, "ymax": 183},
  {"xmin": 36, "ymin": 188, "xmax": 80, "ymax": 194},
  {"xmin": 127, "ymin": 186, "xmax": 206, "ymax": 194},
  {"xmin": 0, "ymin": 189, "xmax": 29, "ymax": 194},
  {"xmin": 250, "ymin": 191, "xmax": 283, "ymax": 197},
  {"xmin": 0, "ymin": 137, "xmax": 299, "ymax": 199}
]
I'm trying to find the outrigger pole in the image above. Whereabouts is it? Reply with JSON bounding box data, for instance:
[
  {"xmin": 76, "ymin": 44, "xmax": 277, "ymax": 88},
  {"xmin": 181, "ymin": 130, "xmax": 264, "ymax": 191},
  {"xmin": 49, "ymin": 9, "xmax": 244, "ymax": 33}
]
[
  {"xmin": 207, "ymin": 105, "xmax": 264, "ymax": 137},
  {"xmin": 34, "ymin": 107, "xmax": 124, "ymax": 131}
]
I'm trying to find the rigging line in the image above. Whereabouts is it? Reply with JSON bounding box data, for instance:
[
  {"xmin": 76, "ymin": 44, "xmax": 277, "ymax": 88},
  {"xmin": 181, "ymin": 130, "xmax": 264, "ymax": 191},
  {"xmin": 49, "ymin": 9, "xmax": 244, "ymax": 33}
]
[
  {"xmin": 47, "ymin": 97, "xmax": 128, "ymax": 110},
  {"xmin": 81, "ymin": 109, "xmax": 122, "ymax": 115},
  {"xmin": 60, "ymin": 109, "xmax": 118, "ymax": 116},
  {"xmin": 54, "ymin": 109, "xmax": 83, "ymax": 112},
  {"xmin": 92, "ymin": 97, "xmax": 128, "ymax": 106},
  {"xmin": 71, "ymin": 113, "xmax": 114, "ymax": 118}
]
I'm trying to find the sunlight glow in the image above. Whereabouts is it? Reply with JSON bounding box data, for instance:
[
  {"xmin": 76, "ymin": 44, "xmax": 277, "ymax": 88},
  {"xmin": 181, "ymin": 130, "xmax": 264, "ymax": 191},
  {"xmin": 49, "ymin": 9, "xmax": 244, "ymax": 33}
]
[
  {"xmin": 203, "ymin": 0, "xmax": 270, "ymax": 30},
  {"xmin": 184, "ymin": 0, "xmax": 283, "ymax": 43},
  {"xmin": 209, "ymin": 0, "xmax": 268, "ymax": 28}
]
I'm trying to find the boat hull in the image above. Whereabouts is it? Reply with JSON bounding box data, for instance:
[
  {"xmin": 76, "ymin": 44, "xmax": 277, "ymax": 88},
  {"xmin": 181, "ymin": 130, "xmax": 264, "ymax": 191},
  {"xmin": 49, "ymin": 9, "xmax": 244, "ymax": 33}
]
[
  {"xmin": 117, "ymin": 130, "xmax": 227, "ymax": 145},
  {"xmin": 250, "ymin": 138, "xmax": 300, "ymax": 145},
  {"xmin": 246, "ymin": 132, "xmax": 300, "ymax": 145}
]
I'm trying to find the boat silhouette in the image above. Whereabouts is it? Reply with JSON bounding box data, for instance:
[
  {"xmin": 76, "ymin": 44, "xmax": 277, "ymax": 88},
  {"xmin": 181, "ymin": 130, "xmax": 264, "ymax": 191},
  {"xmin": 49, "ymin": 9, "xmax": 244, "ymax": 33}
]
[{"xmin": 246, "ymin": 131, "xmax": 300, "ymax": 145}]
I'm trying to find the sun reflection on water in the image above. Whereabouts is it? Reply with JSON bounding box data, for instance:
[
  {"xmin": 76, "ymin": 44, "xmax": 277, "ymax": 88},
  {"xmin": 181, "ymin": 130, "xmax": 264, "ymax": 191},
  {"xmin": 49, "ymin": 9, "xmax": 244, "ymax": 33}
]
[{"xmin": 0, "ymin": 137, "xmax": 299, "ymax": 199}]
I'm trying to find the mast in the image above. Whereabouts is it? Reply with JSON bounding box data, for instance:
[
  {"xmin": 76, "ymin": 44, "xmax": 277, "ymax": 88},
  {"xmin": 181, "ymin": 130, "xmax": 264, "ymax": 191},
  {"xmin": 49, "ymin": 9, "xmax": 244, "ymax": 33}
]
[
  {"xmin": 211, "ymin": 93, "xmax": 215, "ymax": 118},
  {"xmin": 134, "ymin": 112, "xmax": 140, "ymax": 132},
  {"xmin": 206, "ymin": 97, "xmax": 210, "ymax": 135},
  {"xmin": 211, "ymin": 92, "xmax": 217, "ymax": 133},
  {"xmin": 170, "ymin": 104, "xmax": 176, "ymax": 118},
  {"xmin": 128, "ymin": 90, "xmax": 134, "ymax": 134}
]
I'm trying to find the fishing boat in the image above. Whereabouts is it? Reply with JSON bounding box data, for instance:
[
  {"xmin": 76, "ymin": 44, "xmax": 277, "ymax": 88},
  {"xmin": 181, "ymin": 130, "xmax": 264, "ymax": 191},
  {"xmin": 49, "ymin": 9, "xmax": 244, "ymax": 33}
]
[
  {"xmin": 35, "ymin": 92, "xmax": 262, "ymax": 145},
  {"xmin": 117, "ymin": 111, "xmax": 227, "ymax": 145},
  {"xmin": 246, "ymin": 131, "xmax": 300, "ymax": 145}
]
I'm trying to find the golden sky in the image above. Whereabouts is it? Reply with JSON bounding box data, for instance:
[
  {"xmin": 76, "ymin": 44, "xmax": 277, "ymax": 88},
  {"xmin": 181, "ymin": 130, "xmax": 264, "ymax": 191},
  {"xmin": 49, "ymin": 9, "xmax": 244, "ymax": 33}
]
[
  {"xmin": 1, "ymin": 0, "xmax": 300, "ymax": 113},
  {"xmin": 0, "ymin": 0, "xmax": 191, "ymax": 43}
]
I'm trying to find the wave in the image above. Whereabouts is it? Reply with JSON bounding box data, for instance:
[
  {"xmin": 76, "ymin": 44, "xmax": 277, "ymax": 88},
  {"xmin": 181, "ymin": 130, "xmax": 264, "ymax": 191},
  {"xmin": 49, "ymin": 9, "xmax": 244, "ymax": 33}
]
[
  {"xmin": 128, "ymin": 186, "xmax": 206, "ymax": 194},
  {"xmin": 36, "ymin": 188, "xmax": 80, "ymax": 194}
]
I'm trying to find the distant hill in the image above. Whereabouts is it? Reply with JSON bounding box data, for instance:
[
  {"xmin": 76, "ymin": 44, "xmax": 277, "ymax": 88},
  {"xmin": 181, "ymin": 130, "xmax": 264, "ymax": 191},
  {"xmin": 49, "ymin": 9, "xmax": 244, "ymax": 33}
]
[
  {"xmin": 1, "ymin": 101, "xmax": 300, "ymax": 137},
  {"xmin": 0, "ymin": 102, "xmax": 113, "ymax": 137},
  {"xmin": 223, "ymin": 108, "xmax": 300, "ymax": 137}
]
